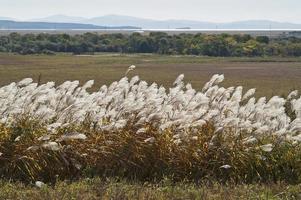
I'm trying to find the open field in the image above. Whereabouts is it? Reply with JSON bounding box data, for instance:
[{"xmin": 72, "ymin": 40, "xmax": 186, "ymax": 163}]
[
  {"xmin": 1, "ymin": 179, "xmax": 301, "ymax": 200},
  {"xmin": 0, "ymin": 53, "xmax": 300, "ymax": 97}
]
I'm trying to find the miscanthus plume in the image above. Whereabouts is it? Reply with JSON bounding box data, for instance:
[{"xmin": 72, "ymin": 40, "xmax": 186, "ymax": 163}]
[{"xmin": 0, "ymin": 71, "xmax": 300, "ymax": 145}]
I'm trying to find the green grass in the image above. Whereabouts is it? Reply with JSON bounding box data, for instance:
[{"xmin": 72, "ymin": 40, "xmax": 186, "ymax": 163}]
[
  {"xmin": 1, "ymin": 178, "xmax": 301, "ymax": 200},
  {"xmin": 0, "ymin": 53, "xmax": 300, "ymax": 97}
]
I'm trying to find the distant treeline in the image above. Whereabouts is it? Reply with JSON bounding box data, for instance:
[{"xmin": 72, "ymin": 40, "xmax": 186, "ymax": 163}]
[{"xmin": 1, "ymin": 32, "xmax": 301, "ymax": 56}]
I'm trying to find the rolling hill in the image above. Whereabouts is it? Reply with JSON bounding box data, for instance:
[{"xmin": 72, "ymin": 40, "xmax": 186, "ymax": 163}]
[
  {"xmin": 0, "ymin": 19, "xmax": 140, "ymax": 30},
  {"xmin": 30, "ymin": 14, "xmax": 301, "ymax": 29}
]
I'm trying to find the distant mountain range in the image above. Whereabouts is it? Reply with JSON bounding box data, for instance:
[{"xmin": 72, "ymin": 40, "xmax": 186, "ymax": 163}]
[
  {"xmin": 30, "ymin": 15, "xmax": 301, "ymax": 29},
  {"xmin": 1, "ymin": 15, "xmax": 301, "ymax": 29},
  {"xmin": 0, "ymin": 19, "xmax": 139, "ymax": 30},
  {"xmin": 0, "ymin": 17, "xmax": 15, "ymax": 21}
]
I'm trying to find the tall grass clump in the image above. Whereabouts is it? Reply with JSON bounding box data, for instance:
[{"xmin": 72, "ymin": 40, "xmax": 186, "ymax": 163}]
[{"xmin": 0, "ymin": 66, "xmax": 301, "ymax": 184}]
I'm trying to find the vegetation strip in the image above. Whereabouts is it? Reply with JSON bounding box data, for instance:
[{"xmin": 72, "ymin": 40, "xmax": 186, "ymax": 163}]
[{"xmin": 1, "ymin": 32, "xmax": 301, "ymax": 56}]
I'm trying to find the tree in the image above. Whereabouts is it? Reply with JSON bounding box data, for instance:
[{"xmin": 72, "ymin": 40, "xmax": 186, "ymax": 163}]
[{"xmin": 256, "ymin": 36, "xmax": 270, "ymax": 44}]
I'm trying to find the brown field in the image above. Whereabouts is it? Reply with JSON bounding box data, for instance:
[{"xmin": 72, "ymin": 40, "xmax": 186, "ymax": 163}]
[{"xmin": 0, "ymin": 53, "xmax": 300, "ymax": 97}]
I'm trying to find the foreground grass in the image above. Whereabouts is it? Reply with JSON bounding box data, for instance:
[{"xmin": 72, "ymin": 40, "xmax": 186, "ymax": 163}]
[{"xmin": 1, "ymin": 178, "xmax": 301, "ymax": 200}]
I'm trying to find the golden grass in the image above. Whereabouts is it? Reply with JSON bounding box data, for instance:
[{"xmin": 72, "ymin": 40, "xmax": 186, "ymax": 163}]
[{"xmin": 1, "ymin": 117, "xmax": 301, "ymax": 184}]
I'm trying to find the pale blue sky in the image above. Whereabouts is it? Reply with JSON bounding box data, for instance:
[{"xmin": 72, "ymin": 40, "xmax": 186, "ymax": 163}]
[{"xmin": 0, "ymin": 0, "xmax": 300, "ymax": 23}]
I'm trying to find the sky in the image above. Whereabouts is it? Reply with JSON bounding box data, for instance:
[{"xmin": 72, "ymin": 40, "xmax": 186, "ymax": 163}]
[{"xmin": 0, "ymin": 0, "xmax": 300, "ymax": 23}]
